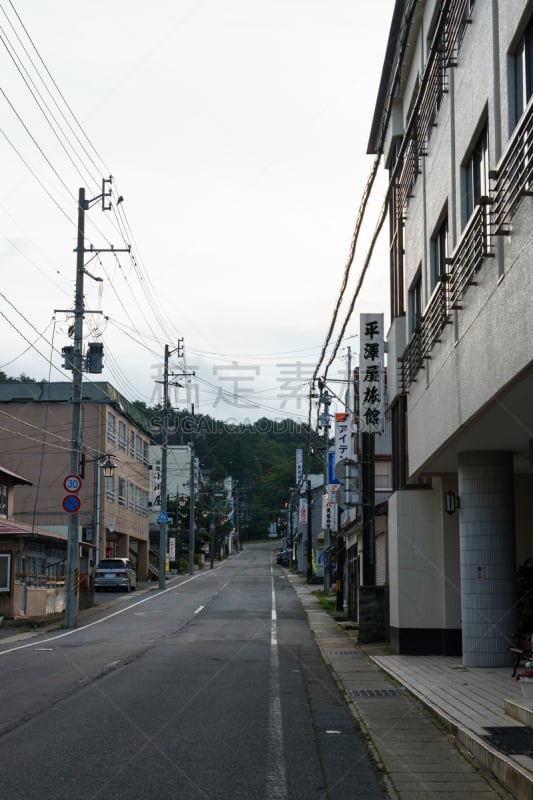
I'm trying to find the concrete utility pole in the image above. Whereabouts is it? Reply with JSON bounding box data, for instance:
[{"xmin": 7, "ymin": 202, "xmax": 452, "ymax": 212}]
[
  {"xmin": 159, "ymin": 344, "xmax": 170, "ymax": 590},
  {"xmin": 189, "ymin": 440, "xmax": 196, "ymax": 575},
  {"xmin": 157, "ymin": 340, "xmax": 186, "ymax": 589},
  {"xmin": 320, "ymin": 389, "xmax": 332, "ymax": 591},
  {"xmin": 306, "ymin": 478, "xmax": 313, "ymax": 582},
  {"xmin": 64, "ymin": 188, "xmax": 86, "ymax": 629},
  {"xmin": 63, "ymin": 180, "xmax": 129, "ymax": 628}
]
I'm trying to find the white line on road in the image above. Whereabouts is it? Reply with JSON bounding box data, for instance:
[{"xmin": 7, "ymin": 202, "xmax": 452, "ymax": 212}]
[
  {"xmin": 266, "ymin": 565, "xmax": 287, "ymax": 799},
  {"xmin": 0, "ymin": 573, "xmax": 200, "ymax": 657},
  {"xmin": 194, "ymin": 606, "xmax": 205, "ymax": 615}
]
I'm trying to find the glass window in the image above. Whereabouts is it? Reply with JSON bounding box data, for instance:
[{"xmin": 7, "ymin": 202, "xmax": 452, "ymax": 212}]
[
  {"xmin": 514, "ymin": 15, "xmax": 533, "ymax": 127},
  {"xmin": 408, "ymin": 272, "xmax": 422, "ymax": 334},
  {"xmin": 0, "ymin": 483, "xmax": 7, "ymax": 516},
  {"xmin": 118, "ymin": 421, "xmax": 126, "ymax": 452},
  {"xmin": 107, "ymin": 413, "xmax": 116, "ymax": 445},
  {"xmin": 430, "ymin": 217, "xmax": 448, "ymax": 290},
  {"xmin": 0, "ymin": 553, "xmax": 10, "ymax": 591},
  {"xmin": 105, "ymin": 474, "xmax": 115, "ymax": 503},
  {"xmin": 462, "ymin": 126, "xmax": 489, "ymax": 226},
  {"xmin": 118, "ymin": 477, "xmax": 126, "ymax": 508},
  {"xmin": 129, "ymin": 430, "xmax": 135, "ymax": 458}
]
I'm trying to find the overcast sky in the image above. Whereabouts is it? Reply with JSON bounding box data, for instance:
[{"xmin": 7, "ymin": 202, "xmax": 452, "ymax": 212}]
[{"xmin": 0, "ymin": 0, "xmax": 395, "ymax": 424}]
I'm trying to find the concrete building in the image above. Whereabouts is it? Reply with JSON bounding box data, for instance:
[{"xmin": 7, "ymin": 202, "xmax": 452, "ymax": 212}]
[
  {"xmin": 0, "ymin": 381, "xmax": 152, "ymax": 584},
  {"xmin": 368, "ymin": 0, "xmax": 533, "ymax": 663}
]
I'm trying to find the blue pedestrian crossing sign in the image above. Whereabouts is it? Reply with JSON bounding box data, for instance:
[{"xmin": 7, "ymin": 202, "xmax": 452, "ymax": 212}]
[{"xmin": 157, "ymin": 512, "xmax": 169, "ymax": 523}]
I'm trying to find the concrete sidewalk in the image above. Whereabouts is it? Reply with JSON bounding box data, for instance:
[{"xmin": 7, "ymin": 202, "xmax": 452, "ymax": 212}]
[{"xmin": 288, "ymin": 574, "xmax": 531, "ymax": 800}]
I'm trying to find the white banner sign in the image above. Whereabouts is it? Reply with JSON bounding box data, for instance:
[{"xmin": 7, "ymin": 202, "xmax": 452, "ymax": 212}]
[{"xmin": 359, "ymin": 313, "xmax": 384, "ymax": 433}]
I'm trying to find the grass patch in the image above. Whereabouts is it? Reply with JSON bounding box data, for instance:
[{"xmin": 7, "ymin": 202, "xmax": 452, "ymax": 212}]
[{"xmin": 313, "ymin": 590, "xmax": 337, "ymax": 614}]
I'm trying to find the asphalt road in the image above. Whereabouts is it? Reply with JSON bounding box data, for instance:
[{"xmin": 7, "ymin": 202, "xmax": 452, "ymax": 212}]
[{"xmin": 0, "ymin": 543, "xmax": 387, "ymax": 800}]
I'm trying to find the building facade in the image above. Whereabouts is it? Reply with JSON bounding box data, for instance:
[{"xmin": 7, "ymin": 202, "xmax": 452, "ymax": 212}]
[
  {"xmin": 0, "ymin": 381, "xmax": 152, "ymax": 584},
  {"xmin": 369, "ymin": 0, "xmax": 533, "ymax": 663}
]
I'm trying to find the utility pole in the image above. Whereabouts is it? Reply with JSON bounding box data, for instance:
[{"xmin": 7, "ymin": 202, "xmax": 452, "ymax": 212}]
[
  {"xmin": 189, "ymin": 403, "xmax": 196, "ymax": 576},
  {"xmin": 157, "ymin": 340, "xmax": 185, "ymax": 590},
  {"xmin": 62, "ymin": 180, "xmax": 129, "ymax": 629},
  {"xmin": 306, "ymin": 478, "xmax": 313, "ymax": 582},
  {"xmin": 159, "ymin": 344, "xmax": 170, "ymax": 590},
  {"xmin": 319, "ymin": 388, "xmax": 331, "ymax": 591}
]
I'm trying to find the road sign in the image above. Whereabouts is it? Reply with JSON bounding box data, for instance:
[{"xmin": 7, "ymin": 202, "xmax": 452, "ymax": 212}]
[
  {"xmin": 63, "ymin": 474, "xmax": 82, "ymax": 493},
  {"xmin": 157, "ymin": 512, "xmax": 169, "ymax": 524},
  {"xmin": 62, "ymin": 494, "xmax": 81, "ymax": 513}
]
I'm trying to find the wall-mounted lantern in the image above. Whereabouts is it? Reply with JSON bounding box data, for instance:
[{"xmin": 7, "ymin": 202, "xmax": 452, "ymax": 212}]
[{"xmin": 445, "ymin": 489, "xmax": 459, "ymax": 515}]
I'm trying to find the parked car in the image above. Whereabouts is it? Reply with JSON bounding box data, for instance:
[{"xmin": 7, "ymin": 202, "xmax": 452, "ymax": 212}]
[
  {"xmin": 276, "ymin": 549, "xmax": 290, "ymax": 567},
  {"xmin": 94, "ymin": 558, "xmax": 137, "ymax": 592}
]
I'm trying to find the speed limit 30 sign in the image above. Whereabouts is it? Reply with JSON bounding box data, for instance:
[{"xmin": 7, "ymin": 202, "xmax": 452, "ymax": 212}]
[{"xmin": 64, "ymin": 474, "xmax": 83, "ymax": 493}]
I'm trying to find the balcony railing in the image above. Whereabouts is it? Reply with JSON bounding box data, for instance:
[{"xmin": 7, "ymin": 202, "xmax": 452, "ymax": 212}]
[
  {"xmin": 490, "ymin": 97, "xmax": 533, "ymax": 235},
  {"xmin": 447, "ymin": 200, "xmax": 492, "ymax": 309},
  {"xmin": 399, "ymin": 280, "xmax": 451, "ymax": 393}
]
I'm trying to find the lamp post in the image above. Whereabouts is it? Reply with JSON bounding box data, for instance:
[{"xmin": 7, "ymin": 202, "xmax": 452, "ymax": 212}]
[{"xmin": 92, "ymin": 453, "xmax": 117, "ymax": 573}]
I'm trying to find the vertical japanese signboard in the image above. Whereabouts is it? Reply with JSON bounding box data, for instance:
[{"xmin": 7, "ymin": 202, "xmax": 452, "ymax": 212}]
[
  {"xmin": 295, "ymin": 448, "xmax": 303, "ymax": 486},
  {"xmin": 359, "ymin": 313, "xmax": 384, "ymax": 433}
]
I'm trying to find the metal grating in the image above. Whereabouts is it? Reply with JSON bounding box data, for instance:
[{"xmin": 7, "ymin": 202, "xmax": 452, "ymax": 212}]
[
  {"xmin": 348, "ymin": 689, "xmax": 403, "ymax": 698},
  {"xmin": 324, "ymin": 649, "xmax": 358, "ymax": 656},
  {"xmin": 481, "ymin": 726, "xmax": 533, "ymax": 756}
]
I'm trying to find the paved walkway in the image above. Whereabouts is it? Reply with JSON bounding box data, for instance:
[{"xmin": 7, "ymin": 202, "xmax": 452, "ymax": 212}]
[{"xmin": 288, "ymin": 575, "xmax": 532, "ymax": 800}]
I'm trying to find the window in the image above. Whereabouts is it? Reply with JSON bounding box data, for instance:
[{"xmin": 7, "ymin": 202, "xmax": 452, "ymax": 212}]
[
  {"xmin": 136, "ymin": 435, "xmax": 143, "ymax": 463},
  {"xmin": 143, "ymin": 441, "xmax": 149, "ymax": 466},
  {"xmin": 135, "ymin": 486, "xmax": 142, "ymax": 515},
  {"xmin": 118, "ymin": 477, "xmax": 126, "ymax": 508},
  {"xmin": 105, "ymin": 474, "xmax": 115, "ymax": 503},
  {"xmin": 119, "ymin": 421, "xmax": 126, "ymax": 452},
  {"xmin": 513, "ymin": 15, "xmax": 533, "ymax": 128},
  {"xmin": 0, "ymin": 483, "xmax": 7, "ymax": 516},
  {"xmin": 457, "ymin": 0, "xmax": 476, "ymax": 49},
  {"xmin": 128, "ymin": 482, "xmax": 134, "ymax": 512},
  {"xmin": 430, "ymin": 217, "xmax": 448, "ymax": 290},
  {"xmin": 0, "ymin": 553, "xmax": 11, "ymax": 591},
  {"xmin": 408, "ymin": 272, "xmax": 422, "ymax": 334},
  {"xmin": 107, "ymin": 413, "xmax": 116, "ymax": 445},
  {"xmin": 462, "ymin": 126, "xmax": 489, "ymax": 226},
  {"xmin": 129, "ymin": 430, "xmax": 135, "ymax": 458}
]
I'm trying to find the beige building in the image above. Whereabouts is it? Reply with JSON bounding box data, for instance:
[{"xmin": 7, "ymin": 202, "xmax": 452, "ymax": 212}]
[
  {"xmin": 0, "ymin": 381, "xmax": 151, "ymax": 584},
  {"xmin": 369, "ymin": 1, "xmax": 533, "ymax": 663}
]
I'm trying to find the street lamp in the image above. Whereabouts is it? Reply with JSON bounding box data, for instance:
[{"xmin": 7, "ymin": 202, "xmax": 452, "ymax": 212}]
[{"xmin": 94, "ymin": 454, "xmax": 117, "ymax": 568}]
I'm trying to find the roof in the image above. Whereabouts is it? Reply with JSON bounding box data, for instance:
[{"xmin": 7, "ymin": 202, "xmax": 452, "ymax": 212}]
[
  {"xmin": 0, "ymin": 466, "xmax": 32, "ymax": 486},
  {"xmin": 0, "ymin": 518, "xmax": 67, "ymax": 544},
  {"xmin": 367, "ymin": 0, "xmax": 409, "ymax": 154},
  {"xmin": 0, "ymin": 381, "xmax": 151, "ymax": 435}
]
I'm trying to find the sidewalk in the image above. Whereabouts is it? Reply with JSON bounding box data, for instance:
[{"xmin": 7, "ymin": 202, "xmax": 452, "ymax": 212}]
[{"xmin": 288, "ymin": 574, "xmax": 532, "ymax": 800}]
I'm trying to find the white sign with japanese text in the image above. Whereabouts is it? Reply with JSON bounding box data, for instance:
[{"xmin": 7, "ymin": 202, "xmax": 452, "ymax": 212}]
[{"xmin": 359, "ymin": 313, "xmax": 384, "ymax": 433}]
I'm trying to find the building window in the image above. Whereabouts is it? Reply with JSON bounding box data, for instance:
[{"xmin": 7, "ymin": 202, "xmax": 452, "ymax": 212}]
[
  {"xmin": 136, "ymin": 435, "xmax": 143, "ymax": 463},
  {"xmin": 135, "ymin": 486, "xmax": 142, "ymax": 515},
  {"xmin": 105, "ymin": 474, "xmax": 115, "ymax": 503},
  {"xmin": 107, "ymin": 413, "xmax": 116, "ymax": 446},
  {"xmin": 143, "ymin": 441, "xmax": 149, "ymax": 466},
  {"xmin": 408, "ymin": 272, "xmax": 422, "ymax": 334},
  {"xmin": 129, "ymin": 430, "xmax": 135, "ymax": 458},
  {"xmin": 513, "ymin": 15, "xmax": 533, "ymax": 128},
  {"xmin": 457, "ymin": 0, "xmax": 476, "ymax": 49},
  {"xmin": 141, "ymin": 491, "xmax": 148, "ymax": 518},
  {"xmin": 430, "ymin": 217, "xmax": 448, "ymax": 291},
  {"xmin": 118, "ymin": 477, "xmax": 126, "ymax": 508},
  {"xmin": 0, "ymin": 483, "xmax": 7, "ymax": 516},
  {"xmin": 128, "ymin": 482, "xmax": 134, "ymax": 512},
  {"xmin": 462, "ymin": 125, "xmax": 488, "ymax": 226},
  {"xmin": 0, "ymin": 553, "xmax": 11, "ymax": 591},
  {"xmin": 118, "ymin": 421, "xmax": 126, "ymax": 452}
]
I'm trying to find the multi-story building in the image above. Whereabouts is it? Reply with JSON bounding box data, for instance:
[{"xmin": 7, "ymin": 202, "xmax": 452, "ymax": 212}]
[
  {"xmin": 0, "ymin": 381, "xmax": 152, "ymax": 584},
  {"xmin": 368, "ymin": 0, "xmax": 533, "ymax": 664}
]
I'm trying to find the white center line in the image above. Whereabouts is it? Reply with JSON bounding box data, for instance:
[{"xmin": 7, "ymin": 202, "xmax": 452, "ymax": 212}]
[{"xmin": 266, "ymin": 565, "xmax": 287, "ymax": 799}]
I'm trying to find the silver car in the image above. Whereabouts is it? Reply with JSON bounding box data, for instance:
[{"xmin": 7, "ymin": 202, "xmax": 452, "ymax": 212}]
[{"xmin": 94, "ymin": 558, "xmax": 137, "ymax": 592}]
